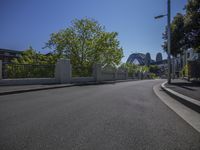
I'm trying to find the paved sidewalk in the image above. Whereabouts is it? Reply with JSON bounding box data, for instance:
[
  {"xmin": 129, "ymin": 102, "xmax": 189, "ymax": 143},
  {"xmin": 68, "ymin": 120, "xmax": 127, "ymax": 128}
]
[
  {"xmin": 0, "ymin": 84, "xmax": 74, "ymax": 95},
  {"xmin": 165, "ymin": 79, "xmax": 200, "ymax": 101}
]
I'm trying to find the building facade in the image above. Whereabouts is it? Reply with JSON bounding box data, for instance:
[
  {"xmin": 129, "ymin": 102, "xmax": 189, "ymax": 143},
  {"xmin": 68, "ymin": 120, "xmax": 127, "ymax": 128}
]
[{"xmin": 0, "ymin": 48, "xmax": 22, "ymax": 63}]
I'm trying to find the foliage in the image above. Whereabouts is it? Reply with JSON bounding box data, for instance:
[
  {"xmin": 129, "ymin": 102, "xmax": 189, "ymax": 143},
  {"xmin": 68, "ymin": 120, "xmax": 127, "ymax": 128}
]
[
  {"xmin": 138, "ymin": 66, "xmax": 149, "ymax": 73},
  {"xmin": 181, "ymin": 64, "xmax": 189, "ymax": 77},
  {"xmin": 119, "ymin": 63, "xmax": 138, "ymax": 77},
  {"xmin": 6, "ymin": 47, "xmax": 57, "ymax": 78},
  {"xmin": 11, "ymin": 46, "xmax": 58, "ymax": 65},
  {"xmin": 149, "ymin": 73, "xmax": 157, "ymax": 79},
  {"xmin": 45, "ymin": 18, "xmax": 123, "ymax": 76},
  {"xmin": 162, "ymin": 13, "xmax": 185, "ymax": 56},
  {"xmin": 184, "ymin": 0, "xmax": 200, "ymax": 52},
  {"xmin": 149, "ymin": 65, "xmax": 160, "ymax": 75},
  {"xmin": 162, "ymin": 0, "xmax": 200, "ymax": 55}
]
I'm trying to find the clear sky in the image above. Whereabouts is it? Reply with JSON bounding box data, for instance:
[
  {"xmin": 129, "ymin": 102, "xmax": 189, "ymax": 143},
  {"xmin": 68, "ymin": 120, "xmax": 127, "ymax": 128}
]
[{"xmin": 0, "ymin": 0, "xmax": 187, "ymax": 62}]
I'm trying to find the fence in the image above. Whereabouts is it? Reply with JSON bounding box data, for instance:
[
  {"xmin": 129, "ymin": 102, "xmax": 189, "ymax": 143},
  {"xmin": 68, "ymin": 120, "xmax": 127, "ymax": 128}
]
[
  {"xmin": 2, "ymin": 63, "xmax": 55, "ymax": 79},
  {"xmin": 0, "ymin": 59, "xmax": 142, "ymax": 85},
  {"xmin": 101, "ymin": 66, "xmax": 116, "ymax": 81},
  {"xmin": 72, "ymin": 65, "xmax": 93, "ymax": 77},
  {"xmin": 188, "ymin": 60, "xmax": 200, "ymax": 79}
]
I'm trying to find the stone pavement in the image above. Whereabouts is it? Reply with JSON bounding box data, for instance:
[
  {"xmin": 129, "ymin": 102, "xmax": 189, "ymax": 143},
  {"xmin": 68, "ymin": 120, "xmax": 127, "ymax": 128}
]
[{"xmin": 165, "ymin": 79, "xmax": 200, "ymax": 101}]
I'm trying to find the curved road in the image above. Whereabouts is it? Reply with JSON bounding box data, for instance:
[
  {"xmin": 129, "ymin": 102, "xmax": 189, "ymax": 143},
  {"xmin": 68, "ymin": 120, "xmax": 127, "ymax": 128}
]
[{"xmin": 0, "ymin": 79, "xmax": 200, "ymax": 150}]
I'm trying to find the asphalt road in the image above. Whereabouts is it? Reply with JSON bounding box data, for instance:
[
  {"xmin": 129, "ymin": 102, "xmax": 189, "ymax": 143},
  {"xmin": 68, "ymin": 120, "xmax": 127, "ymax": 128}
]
[{"xmin": 0, "ymin": 79, "xmax": 200, "ymax": 150}]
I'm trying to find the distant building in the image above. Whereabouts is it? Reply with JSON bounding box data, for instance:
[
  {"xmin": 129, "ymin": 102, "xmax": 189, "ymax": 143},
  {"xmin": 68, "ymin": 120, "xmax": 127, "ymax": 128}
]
[
  {"xmin": 145, "ymin": 53, "xmax": 151, "ymax": 66},
  {"xmin": 0, "ymin": 48, "xmax": 23, "ymax": 63},
  {"xmin": 156, "ymin": 53, "xmax": 162, "ymax": 62}
]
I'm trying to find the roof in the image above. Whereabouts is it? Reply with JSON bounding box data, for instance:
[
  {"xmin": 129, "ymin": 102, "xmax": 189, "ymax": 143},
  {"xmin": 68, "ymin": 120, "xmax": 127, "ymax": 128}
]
[{"xmin": 0, "ymin": 48, "xmax": 23, "ymax": 54}]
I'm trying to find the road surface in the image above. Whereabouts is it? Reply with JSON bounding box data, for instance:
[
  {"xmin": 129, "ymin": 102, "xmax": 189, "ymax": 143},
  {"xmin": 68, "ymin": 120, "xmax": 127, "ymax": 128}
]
[{"xmin": 0, "ymin": 79, "xmax": 199, "ymax": 150}]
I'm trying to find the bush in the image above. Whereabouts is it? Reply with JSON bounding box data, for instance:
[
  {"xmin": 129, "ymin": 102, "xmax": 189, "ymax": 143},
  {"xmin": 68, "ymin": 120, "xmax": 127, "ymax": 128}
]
[
  {"xmin": 181, "ymin": 64, "xmax": 188, "ymax": 77},
  {"xmin": 149, "ymin": 73, "xmax": 157, "ymax": 79}
]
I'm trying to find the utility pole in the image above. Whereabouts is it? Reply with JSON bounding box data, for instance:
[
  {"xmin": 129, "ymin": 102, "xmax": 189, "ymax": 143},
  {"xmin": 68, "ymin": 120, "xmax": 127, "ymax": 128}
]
[
  {"xmin": 154, "ymin": 0, "xmax": 171, "ymax": 84},
  {"xmin": 167, "ymin": 0, "xmax": 171, "ymax": 83}
]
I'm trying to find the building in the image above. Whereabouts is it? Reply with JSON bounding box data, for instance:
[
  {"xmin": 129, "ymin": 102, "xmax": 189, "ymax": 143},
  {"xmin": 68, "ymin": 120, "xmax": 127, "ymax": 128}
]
[
  {"xmin": 0, "ymin": 48, "xmax": 23, "ymax": 63},
  {"xmin": 173, "ymin": 48, "xmax": 200, "ymax": 77},
  {"xmin": 145, "ymin": 53, "xmax": 151, "ymax": 66},
  {"xmin": 156, "ymin": 53, "xmax": 162, "ymax": 62}
]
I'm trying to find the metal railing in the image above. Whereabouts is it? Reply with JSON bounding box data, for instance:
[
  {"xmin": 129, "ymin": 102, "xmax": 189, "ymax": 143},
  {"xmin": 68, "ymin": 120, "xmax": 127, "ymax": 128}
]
[
  {"xmin": 2, "ymin": 63, "xmax": 55, "ymax": 79},
  {"xmin": 72, "ymin": 65, "xmax": 93, "ymax": 77}
]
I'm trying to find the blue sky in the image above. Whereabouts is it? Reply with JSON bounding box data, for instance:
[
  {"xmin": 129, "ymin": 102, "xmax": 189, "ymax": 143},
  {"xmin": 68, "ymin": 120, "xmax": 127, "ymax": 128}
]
[{"xmin": 0, "ymin": 0, "xmax": 187, "ymax": 62}]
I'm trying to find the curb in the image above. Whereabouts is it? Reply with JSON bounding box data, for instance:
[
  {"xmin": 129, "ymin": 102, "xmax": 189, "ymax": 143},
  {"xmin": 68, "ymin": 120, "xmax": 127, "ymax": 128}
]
[
  {"xmin": 0, "ymin": 84, "xmax": 75, "ymax": 96},
  {"xmin": 161, "ymin": 81, "xmax": 200, "ymax": 113}
]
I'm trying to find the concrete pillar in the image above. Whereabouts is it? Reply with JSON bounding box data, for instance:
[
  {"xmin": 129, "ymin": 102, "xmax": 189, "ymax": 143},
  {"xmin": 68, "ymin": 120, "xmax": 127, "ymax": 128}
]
[
  {"xmin": 0, "ymin": 60, "xmax": 2, "ymax": 80},
  {"xmin": 93, "ymin": 64, "xmax": 102, "ymax": 82},
  {"xmin": 55, "ymin": 59, "xmax": 71, "ymax": 84}
]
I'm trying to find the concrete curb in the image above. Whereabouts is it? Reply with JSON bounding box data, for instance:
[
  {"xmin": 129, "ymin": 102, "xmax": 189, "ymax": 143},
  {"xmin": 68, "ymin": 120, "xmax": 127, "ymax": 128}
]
[
  {"xmin": 0, "ymin": 84, "xmax": 75, "ymax": 96},
  {"xmin": 161, "ymin": 81, "xmax": 200, "ymax": 113}
]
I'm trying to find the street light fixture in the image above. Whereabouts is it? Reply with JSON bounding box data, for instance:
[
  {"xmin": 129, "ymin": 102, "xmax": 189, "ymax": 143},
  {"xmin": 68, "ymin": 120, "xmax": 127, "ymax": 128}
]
[
  {"xmin": 154, "ymin": 14, "xmax": 167, "ymax": 19},
  {"xmin": 155, "ymin": 0, "xmax": 171, "ymax": 84}
]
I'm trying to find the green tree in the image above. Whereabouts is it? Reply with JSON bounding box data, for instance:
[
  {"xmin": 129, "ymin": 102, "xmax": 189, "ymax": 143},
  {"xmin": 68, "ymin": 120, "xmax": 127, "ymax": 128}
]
[
  {"xmin": 162, "ymin": 13, "xmax": 185, "ymax": 56},
  {"xmin": 184, "ymin": 0, "xmax": 200, "ymax": 52},
  {"xmin": 45, "ymin": 18, "xmax": 123, "ymax": 76}
]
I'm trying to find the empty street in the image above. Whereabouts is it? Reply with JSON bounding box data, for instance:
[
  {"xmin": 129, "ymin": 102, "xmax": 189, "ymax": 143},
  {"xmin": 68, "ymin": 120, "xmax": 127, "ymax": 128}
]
[{"xmin": 0, "ymin": 80, "xmax": 200, "ymax": 150}]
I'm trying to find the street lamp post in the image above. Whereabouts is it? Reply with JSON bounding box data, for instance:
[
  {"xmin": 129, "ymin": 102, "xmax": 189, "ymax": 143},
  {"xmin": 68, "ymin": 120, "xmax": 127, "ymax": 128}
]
[
  {"xmin": 155, "ymin": 0, "xmax": 171, "ymax": 84},
  {"xmin": 167, "ymin": 0, "xmax": 171, "ymax": 84}
]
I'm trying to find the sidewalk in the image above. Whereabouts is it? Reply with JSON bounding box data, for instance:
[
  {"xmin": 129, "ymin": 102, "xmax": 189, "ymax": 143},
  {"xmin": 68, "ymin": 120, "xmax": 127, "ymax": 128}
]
[
  {"xmin": 161, "ymin": 79, "xmax": 200, "ymax": 113},
  {"xmin": 165, "ymin": 79, "xmax": 200, "ymax": 101},
  {"xmin": 0, "ymin": 84, "xmax": 74, "ymax": 95}
]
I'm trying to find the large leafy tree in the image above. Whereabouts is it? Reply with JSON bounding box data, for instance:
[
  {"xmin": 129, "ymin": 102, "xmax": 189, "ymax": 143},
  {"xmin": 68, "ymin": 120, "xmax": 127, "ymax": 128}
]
[
  {"xmin": 162, "ymin": 13, "xmax": 185, "ymax": 57},
  {"xmin": 45, "ymin": 18, "xmax": 123, "ymax": 76},
  {"xmin": 184, "ymin": 0, "xmax": 200, "ymax": 52}
]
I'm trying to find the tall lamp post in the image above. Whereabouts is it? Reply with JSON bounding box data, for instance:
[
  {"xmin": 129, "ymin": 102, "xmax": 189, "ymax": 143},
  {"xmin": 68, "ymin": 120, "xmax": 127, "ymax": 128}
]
[{"xmin": 155, "ymin": 0, "xmax": 171, "ymax": 84}]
